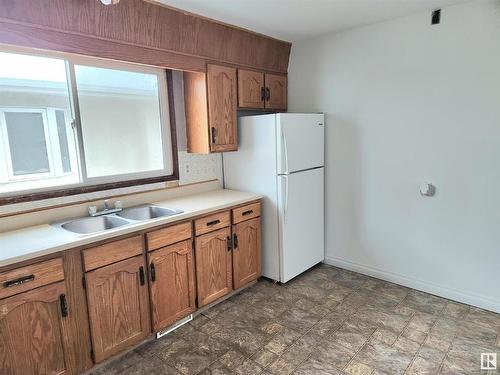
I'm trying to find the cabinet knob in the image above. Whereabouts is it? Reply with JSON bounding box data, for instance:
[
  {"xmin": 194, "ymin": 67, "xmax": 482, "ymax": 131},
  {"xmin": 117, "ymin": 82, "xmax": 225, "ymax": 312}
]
[
  {"xmin": 59, "ymin": 294, "xmax": 68, "ymax": 318},
  {"xmin": 150, "ymin": 263, "xmax": 156, "ymax": 282},
  {"xmin": 211, "ymin": 127, "xmax": 217, "ymax": 144},
  {"xmin": 139, "ymin": 266, "xmax": 145, "ymax": 286}
]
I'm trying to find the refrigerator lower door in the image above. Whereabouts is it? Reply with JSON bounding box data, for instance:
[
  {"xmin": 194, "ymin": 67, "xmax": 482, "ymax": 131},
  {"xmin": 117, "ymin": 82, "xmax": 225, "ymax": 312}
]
[{"xmin": 277, "ymin": 167, "xmax": 324, "ymax": 283}]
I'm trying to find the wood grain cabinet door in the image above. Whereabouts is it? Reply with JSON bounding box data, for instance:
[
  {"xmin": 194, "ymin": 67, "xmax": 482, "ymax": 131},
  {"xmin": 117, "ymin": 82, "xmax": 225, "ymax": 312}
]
[
  {"xmin": 148, "ymin": 240, "xmax": 196, "ymax": 332},
  {"xmin": 207, "ymin": 64, "xmax": 238, "ymax": 152},
  {"xmin": 85, "ymin": 255, "xmax": 151, "ymax": 363},
  {"xmin": 265, "ymin": 73, "xmax": 287, "ymax": 110},
  {"xmin": 195, "ymin": 227, "xmax": 233, "ymax": 306},
  {"xmin": 0, "ymin": 281, "xmax": 73, "ymax": 375},
  {"xmin": 238, "ymin": 69, "xmax": 265, "ymax": 109},
  {"xmin": 232, "ymin": 218, "xmax": 262, "ymax": 289}
]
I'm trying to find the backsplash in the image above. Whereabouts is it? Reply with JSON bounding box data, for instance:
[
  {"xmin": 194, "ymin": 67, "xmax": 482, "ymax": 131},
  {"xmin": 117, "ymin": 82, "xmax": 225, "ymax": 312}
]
[{"xmin": 178, "ymin": 151, "xmax": 223, "ymax": 185}]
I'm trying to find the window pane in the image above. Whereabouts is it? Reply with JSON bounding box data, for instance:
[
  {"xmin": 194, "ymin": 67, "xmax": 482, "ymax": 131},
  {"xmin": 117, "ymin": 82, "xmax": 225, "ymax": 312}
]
[
  {"xmin": 0, "ymin": 51, "xmax": 79, "ymax": 194},
  {"xmin": 55, "ymin": 110, "xmax": 71, "ymax": 173},
  {"xmin": 5, "ymin": 112, "xmax": 50, "ymax": 175},
  {"xmin": 75, "ymin": 65, "xmax": 166, "ymax": 178}
]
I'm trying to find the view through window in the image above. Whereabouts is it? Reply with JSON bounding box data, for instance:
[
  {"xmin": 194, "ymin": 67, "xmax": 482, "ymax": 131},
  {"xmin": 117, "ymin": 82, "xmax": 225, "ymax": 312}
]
[{"xmin": 0, "ymin": 49, "xmax": 174, "ymax": 197}]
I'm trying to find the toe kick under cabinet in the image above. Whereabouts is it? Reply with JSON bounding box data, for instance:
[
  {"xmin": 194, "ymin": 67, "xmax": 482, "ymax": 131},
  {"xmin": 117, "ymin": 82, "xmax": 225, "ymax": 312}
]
[{"xmin": 0, "ymin": 199, "xmax": 261, "ymax": 374}]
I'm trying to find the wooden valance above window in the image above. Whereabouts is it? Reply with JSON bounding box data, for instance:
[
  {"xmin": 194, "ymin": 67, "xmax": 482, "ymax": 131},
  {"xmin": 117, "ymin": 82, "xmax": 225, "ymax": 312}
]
[{"xmin": 0, "ymin": 0, "xmax": 291, "ymax": 73}]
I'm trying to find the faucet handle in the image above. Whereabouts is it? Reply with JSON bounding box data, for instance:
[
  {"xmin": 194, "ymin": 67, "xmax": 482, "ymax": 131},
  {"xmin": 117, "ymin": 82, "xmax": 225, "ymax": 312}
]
[
  {"xmin": 114, "ymin": 200, "xmax": 123, "ymax": 209},
  {"xmin": 103, "ymin": 199, "xmax": 110, "ymax": 210},
  {"xmin": 88, "ymin": 206, "xmax": 97, "ymax": 216}
]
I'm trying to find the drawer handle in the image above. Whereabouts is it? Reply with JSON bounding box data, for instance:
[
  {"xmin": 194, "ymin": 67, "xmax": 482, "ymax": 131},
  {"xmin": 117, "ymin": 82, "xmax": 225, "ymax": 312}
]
[
  {"xmin": 242, "ymin": 210, "xmax": 253, "ymax": 216},
  {"xmin": 206, "ymin": 219, "xmax": 220, "ymax": 227},
  {"xmin": 3, "ymin": 274, "xmax": 35, "ymax": 288}
]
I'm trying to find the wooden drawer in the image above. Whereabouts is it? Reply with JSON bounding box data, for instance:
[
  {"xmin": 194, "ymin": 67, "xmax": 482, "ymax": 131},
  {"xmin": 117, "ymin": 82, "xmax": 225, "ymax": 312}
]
[
  {"xmin": 232, "ymin": 202, "xmax": 261, "ymax": 224},
  {"xmin": 0, "ymin": 258, "xmax": 64, "ymax": 299},
  {"xmin": 83, "ymin": 235, "xmax": 144, "ymax": 272},
  {"xmin": 195, "ymin": 211, "xmax": 231, "ymax": 236},
  {"xmin": 146, "ymin": 222, "xmax": 192, "ymax": 251}
]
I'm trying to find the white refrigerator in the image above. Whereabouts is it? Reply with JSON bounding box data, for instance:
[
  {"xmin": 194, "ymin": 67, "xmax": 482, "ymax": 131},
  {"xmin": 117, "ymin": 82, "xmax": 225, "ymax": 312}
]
[{"xmin": 223, "ymin": 113, "xmax": 324, "ymax": 283}]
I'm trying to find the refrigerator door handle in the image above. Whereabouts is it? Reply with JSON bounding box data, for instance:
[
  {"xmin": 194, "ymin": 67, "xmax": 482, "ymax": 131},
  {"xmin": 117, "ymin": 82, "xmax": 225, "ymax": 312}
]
[
  {"xmin": 282, "ymin": 131, "xmax": 289, "ymax": 174},
  {"xmin": 283, "ymin": 175, "xmax": 289, "ymax": 224}
]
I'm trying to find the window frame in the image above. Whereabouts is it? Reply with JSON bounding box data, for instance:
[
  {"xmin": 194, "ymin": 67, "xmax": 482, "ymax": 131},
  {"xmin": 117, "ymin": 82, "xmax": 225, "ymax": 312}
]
[
  {"xmin": 0, "ymin": 47, "xmax": 178, "ymax": 206},
  {"xmin": 0, "ymin": 107, "xmax": 78, "ymax": 183},
  {"xmin": 0, "ymin": 107, "xmax": 54, "ymax": 180}
]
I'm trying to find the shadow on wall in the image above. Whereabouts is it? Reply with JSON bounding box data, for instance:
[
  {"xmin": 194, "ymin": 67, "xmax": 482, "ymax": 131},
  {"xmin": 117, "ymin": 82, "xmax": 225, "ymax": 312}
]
[{"xmin": 325, "ymin": 113, "xmax": 363, "ymax": 259}]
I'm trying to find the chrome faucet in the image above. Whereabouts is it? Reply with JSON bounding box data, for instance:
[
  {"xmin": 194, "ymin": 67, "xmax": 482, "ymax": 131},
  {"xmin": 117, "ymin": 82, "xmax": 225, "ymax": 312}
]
[{"xmin": 88, "ymin": 200, "xmax": 123, "ymax": 217}]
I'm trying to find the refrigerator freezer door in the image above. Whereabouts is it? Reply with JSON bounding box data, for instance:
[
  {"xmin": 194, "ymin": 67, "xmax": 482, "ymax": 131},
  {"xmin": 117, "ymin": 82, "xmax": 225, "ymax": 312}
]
[
  {"xmin": 277, "ymin": 113, "xmax": 324, "ymax": 174},
  {"xmin": 277, "ymin": 167, "xmax": 324, "ymax": 283}
]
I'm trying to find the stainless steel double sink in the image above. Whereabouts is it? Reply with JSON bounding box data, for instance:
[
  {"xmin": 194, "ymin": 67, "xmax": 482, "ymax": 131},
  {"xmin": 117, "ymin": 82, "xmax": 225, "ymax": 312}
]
[{"xmin": 56, "ymin": 205, "xmax": 183, "ymax": 235}]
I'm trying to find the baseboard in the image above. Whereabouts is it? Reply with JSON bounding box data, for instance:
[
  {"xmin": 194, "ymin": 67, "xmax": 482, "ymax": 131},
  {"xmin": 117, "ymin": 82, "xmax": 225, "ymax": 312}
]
[{"xmin": 324, "ymin": 255, "xmax": 500, "ymax": 314}]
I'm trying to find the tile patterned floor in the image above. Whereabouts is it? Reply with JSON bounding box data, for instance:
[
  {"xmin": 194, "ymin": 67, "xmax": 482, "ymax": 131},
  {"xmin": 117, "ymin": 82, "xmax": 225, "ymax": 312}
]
[{"xmin": 92, "ymin": 264, "xmax": 500, "ymax": 375}]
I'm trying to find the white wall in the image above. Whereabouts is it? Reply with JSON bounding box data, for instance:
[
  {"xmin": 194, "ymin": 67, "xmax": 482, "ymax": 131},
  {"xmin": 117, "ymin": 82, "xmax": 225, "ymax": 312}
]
[{"xmin": 289, "ymin": 0, "xmax": 500, "ymax": 312}]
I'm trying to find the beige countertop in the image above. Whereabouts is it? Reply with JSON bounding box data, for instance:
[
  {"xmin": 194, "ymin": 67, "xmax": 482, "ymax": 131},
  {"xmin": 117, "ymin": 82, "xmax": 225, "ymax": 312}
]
[{"xmin": 0, "ymin": 189, "xmax": 261, "ymax": 268}]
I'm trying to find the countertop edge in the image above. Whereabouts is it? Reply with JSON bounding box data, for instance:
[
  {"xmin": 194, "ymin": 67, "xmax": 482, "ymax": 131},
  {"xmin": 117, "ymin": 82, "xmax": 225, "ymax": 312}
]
[{"xmin": 0, "ymin": 190, "xmax": 262, "ymax": 269}]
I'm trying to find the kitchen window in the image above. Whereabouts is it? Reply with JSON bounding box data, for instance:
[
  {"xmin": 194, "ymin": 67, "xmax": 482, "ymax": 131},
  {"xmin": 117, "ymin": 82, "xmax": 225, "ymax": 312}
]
[{"xmin": 0, "ymin": 49, "xmax": 176, "ymax": 202}]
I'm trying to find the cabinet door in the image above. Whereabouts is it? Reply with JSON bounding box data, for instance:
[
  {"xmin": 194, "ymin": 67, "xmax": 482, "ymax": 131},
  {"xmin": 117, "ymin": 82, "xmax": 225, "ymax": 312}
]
[
  {"xmin": 0, "ymin": 281, "xmax": 72, "ymax": 375},
  {"xmin": 232, "ymin": 218, "xmax": 261, "ymax": 289},
  {"xmin": 207, "ymin": 64, "xmax": 238, "ymax": 152},
  {"xmin": 195, "ymin": 227, "xmax": 232, "ymax": 306},
  {"xmin": 149, "ymin": 240, "xmax": 196, "ymax": 332},
  {"xmin": 238, "ymin": 69, "xmax": 265, "ymax": 109},
  {"xmin": 265, "ymin": 73, "xmax": 287, "ymax": 110},
  {"xmin": 85, "ymin": 255, "xmax": 150, "ymax": 363}
]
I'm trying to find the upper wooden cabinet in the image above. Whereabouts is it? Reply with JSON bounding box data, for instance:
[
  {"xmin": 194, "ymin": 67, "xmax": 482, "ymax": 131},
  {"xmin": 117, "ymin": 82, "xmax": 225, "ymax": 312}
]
[
  {"xmin": 148, "ymin": 240, "xmax": 196, "ymax": 332},
  {"xmin": 207, "ymin": 65, "xmax": 238, "ymax": 152},
  {"xmin": 238, "ymin": 70, "xmax": 265, "ymax": 109},
  {"xmin": 85, "ymin": 255, "xmax": 150, "ymax": 363},
  {"xmin": 0, "ymin": 281, "xmax": 73, "ymax": 375},
  {"xmin": 238, "ymin": 70, "xmax": 287, "ymax": 110},
  {"xmin": 184, "ymin": 64, "xmax": 238, "ymax": 153},
  {"xmin": 265, "ymin": 74, "xmax": 288, "ymax": 110}
]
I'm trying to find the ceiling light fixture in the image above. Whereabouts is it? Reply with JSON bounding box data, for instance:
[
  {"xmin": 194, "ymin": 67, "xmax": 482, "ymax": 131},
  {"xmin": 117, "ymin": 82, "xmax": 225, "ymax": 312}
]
[{"xmin": 100, "ymin": 0, "xmax": 120, "ymax": 5}]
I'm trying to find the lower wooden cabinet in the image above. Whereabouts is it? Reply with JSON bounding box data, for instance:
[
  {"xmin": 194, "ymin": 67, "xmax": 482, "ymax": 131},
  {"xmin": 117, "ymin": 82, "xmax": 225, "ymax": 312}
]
[
  {"xmin": 232, "ymin": 217, "xmax": 262, "ymax": 289},
  {"xmin": 1, "ymin": 201, "xmax": 262, "ymax": 375},
  {"xmin": 148, "ymin": 240, "xmax": 196, "ymax": 331},
  {"xmin": 0, "ymin": 281, "xmax": 72, "ymax": 375},
  {"xmin": 85, "ymin": 255, "xmax": 150, "ymax": 363},
  {"xmin": 195, "ymin": 227, "xmax": 233, "ymax": 307}
]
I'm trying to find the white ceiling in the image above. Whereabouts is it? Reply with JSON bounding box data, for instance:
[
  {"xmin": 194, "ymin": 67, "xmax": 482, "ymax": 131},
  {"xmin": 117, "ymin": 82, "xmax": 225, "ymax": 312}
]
[{"xmin": 156, "ymin": 0, "xmax": 470, "ymax": 42}]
